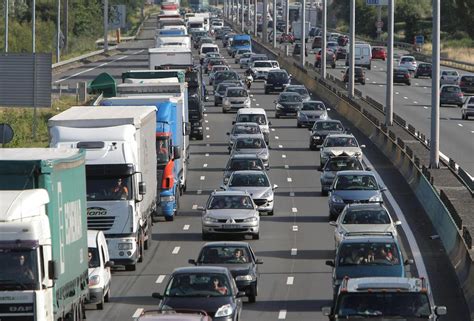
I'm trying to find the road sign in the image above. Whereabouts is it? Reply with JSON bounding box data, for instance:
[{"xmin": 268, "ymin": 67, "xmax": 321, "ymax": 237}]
[
  {"xmin": 375, "ymin": 20, "xmax": 384, "ymax": 28},
  {"xmin": 109, "ymin": 5, "xmax": 127, "ymax": 30},
  {"xmin": 366, "ymin": 0, "xmax": 388, "ymax": 5},
  {"xmin": 415, "ymin": 35, "xmax": 425, "ymax": 45}
]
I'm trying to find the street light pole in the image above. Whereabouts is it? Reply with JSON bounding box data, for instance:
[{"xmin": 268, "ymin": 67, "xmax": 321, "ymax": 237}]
[
  {"xmin": 254, "ymin": 0, "xmax": 258, "ymax": 36},
  {"xmin": 241, "ymin": 0, "xmax": 244, "ymax": 31},
  {"xmin": 4, "ymin": 0, "xmax": 8, "ymax": 53},
  {"xmin": 272, "ymin": 0, "xmax": 277, "ymax": 47},
  {"xmin": 385, "ymin": 0, "xmax": 394, "ymax": 126},
  {"xmin": 430, "ymin": 0, "xmax": 440, "ymax": 168},
  {"xmin": 285, "ymin": 0, "xmax": 289, "ymax": 55},
  {"xmin": 32, "ymin": 0, "xmax": 36, "ymax": 53},
  {"xmin": 56, "ymin": 0, "xmax": 61, "ymax": 62},
  {"xmin": 104, "ymin": 0, "xmax": 109, "ymax": 52},
  {"xmin": 348, "ymin": 0, "xmax": 355, "ymax": 98},
  {"xmin": 262, "ymin": 0, "xmax": 268, "ymax": 42},
  {"xmin": 321, "ymin": 0, "xmax": 326, "ymax": 78},
  {"xmin": 300, "ymin": 0, "xmax": 306, "ymax": 66}
]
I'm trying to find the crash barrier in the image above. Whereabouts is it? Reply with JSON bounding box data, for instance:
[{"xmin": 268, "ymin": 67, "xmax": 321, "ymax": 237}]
[{"xmin": 246, "ymin": 33, "xmax": 474, "ymax": 318}]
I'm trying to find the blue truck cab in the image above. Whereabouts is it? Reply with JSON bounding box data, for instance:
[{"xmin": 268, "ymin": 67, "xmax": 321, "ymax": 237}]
[{"xmin": 230, "ymin": 34, "xmax": 252, "ymax": 57}]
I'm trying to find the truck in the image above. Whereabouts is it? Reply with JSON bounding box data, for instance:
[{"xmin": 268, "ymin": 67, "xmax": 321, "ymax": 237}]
[
  {"xmin": 292, "ymin": 20, "xmax": 310, "ymax": 43},
  {"xmin": 230, "ymin": 34, "xmax": 252, "ymax": 56},
  {"xmin": 187, "ymin": 16, "xmax": 206, "ymax": 33},
  {"xmin": 0, "ymin": 148, "xmax": 89, "ymax": 321},
  {"xmin": 49, "ymin": 106, "xmax": 157, "ymax": 271}
]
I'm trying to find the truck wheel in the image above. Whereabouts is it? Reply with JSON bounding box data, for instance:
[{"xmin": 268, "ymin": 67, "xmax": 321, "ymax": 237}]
[
  {"xmin": 96, "ymin": 297, "xmax": 104, "ymax": 310},
  {"xmin": 144, "ymin": 217, "xmax": 152, "ymax": 250},
  {"xmin": 138, "ymin": 232, "xmax": 144, "ymax": 263},
  {"xmin": 248, "ymin": 284, "xmax": 257, "ymax": 303}
]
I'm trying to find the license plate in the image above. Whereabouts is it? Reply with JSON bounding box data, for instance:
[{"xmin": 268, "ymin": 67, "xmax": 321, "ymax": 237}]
[
  {"xmin": 225, "ymin": 224, "xmax": 241, "ymax": 229},
  {"xmin": 274, "ymin": 86, "xmax": 282, "ymax": 89}
]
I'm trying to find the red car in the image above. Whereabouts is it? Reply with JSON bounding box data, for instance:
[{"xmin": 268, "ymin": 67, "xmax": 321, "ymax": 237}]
[
  {"xmin": 278, "ymin": 33, "xmax": 295, "ymax": 44},
  {"xmin": 372, "ymin": 46, "xmax": 387, "ymax": 60},
  {"xmin": 315, "ymin": 49, "xmax": 336, "ymax": 69}
]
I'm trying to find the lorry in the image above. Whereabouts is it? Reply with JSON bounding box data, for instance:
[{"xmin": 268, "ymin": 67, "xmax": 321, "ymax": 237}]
[
  {"xmin": 49, "ymin": 106, "xmax": 157, "ymax": 271},
  {"xmin": 0, "ymin": 148, "xmax": 89, "ymax": 321},
  {"xmin": 187, "ymin": 16, "xmax": 206, "ymax": 33},
  {"xmin": 292, "ymin": 20, "xmax": 310, "ymax": 43}
]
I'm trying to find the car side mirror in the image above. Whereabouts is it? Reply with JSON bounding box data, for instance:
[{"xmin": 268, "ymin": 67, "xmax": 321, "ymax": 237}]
[
  {"xmin": 105, "ymin": 260, "xmax": 115, "ymax": 268},
  {"xmin": 395, "ymin": 220, "xmax": 402, "ymax": 226},
  {"xmin": 329, "ymin": 221, "xmax": 337, "ymax": 227},
  {"xmin": 237, "ymin": 291, "xmax": 246, "ymax": 298},
  {"xmin": 380, "ymin": 187, "xmax": 387, "ymax": 192},
  {"xmin": 307, "ymin": 127, "xmax": 312, "ymax": 131},
  {"xmin": 48, "ymin": 260, "xmax": 58, "ymax": 280},
  {"xmin": 404, "ymin": 259, "xmax": 414, "ymax": 265},
  {"xmin": 188, "ymin": 259, "xmax": 197, "ymax": 265},
  {"xmin": 173, "ymin": 147, "xmax": 182, "ymax": 160},
  {"xmin": 232, "ymin": 121, "xmax": 236, "ymax": 125},
  {"xmin": 256, "ymin": 258, "xmax": 263, "ymax": 264},
  {"xmin": 268, "ymin": 121, "xmax": 272, "ymax": 126},
  {"xmin": 435, "ymin": 306, "xmax": 447, "ymax": 316},
  {"xmin": 317, "ymin": 167, "xmax": 323, "ymax": 171},
  {"xmin": 139, "ymin": 182, "xmax": 147, "ymax": 195},
  {"xmin": 197, "ymin": 206, "xmax": 205, "ymax": 211},
  {"xmin": 325, "ymin": 260, "xmax": 335, "ymax": 267},
  {"xmin": 273, "ymin": 184, "xmax": 278, "ymax": 190},
  {"xmin": 226, "ymin": 132, "xmax": 230, "ymax": 135},
  {"xmin": 152, "ymin": 292, "xmax": 163, "ymax": 299},
  {"xmin": 365, "ymin": 166, "xmax": 372, "ymax": 171},
  {"xmin": 219, "ymin": 184, "xmax": 226, "ymax": 190},
  {"xmin": 321, "ymin": 307, "xmax": 332, "ymax": 316}
]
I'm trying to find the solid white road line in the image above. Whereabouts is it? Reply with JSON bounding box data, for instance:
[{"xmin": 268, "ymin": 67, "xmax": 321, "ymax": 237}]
[
  {"xmin": 278, "ymin": 310, "xmax": 287, "ymax": 319},
  {"xmin": 172, "ymin": 246, "xmax": 180, "ymax": 254},
  {"xmin": 291, "ymin": 248, "xmax": 297, "ymax": 256},
  {"xmin": 156, "ymin": 275, "xmax": 166, "ymax": 284},
  {"xmin": 132, "ymin": 308, "xmax": 144, "ymax": 319},
  {"xmin": 183, "ymin": 224, "xmax": 190, "ymax": 231},
  {"xmin": 286, "ymin": 276, "xmax": 294, "ymax": 285}
]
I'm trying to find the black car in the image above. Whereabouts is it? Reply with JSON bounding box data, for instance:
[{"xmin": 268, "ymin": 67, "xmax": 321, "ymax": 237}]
[
  {"xmin": 335, "ymin": 47, "xmax": 347, "ymax": 60},
  {"xmin": 393, "ymin": 67, "xmax": 411, "ymax": 85},
  {"xmin": 213, "ymin": 71, "xmax": 241, "ymax": 91},
  {"xmin": 414, "ymin": 63, "xmax": 432, "ymax": 78},
  {"xmin": 153, "ymin": 266, "xmax": 244, "ymax": 321},
  {"xmin": 343, "ymin": 67, "xmax": 366, "ymax": 85},
  {"xmin": 264, "ymin": 70, "xmax": 291, "ymax": 94},
  {"xmin": 309, "ymin": 119, "xmax": 345, "ymax": 150},
  {"xmin": 189, "ymin": 242, "xmax": 263, "ymax": 303},
  {"xmin": 189, "ymin": 95, "xmax": 204, "ymax": 140},
  {"xmin": 275, "ymin": 92, "xmax": 303, "ymax": 118}
]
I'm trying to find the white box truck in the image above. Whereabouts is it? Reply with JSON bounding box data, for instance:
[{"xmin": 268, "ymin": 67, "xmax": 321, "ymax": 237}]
[{"xmin": 149, "ymin": 47, "xmax": 193, "ymax": 69}]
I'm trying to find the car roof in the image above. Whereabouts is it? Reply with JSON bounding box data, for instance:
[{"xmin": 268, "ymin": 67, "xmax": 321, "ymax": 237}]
[
  {"xmin": 233, "ymin": 122, "xmax": 259, "ymax": 127},
  {"xmin": 237, "ymin": 108, "xmax": 266, "ymax": 114},
  {"xmin": 326, "ymin": 133, "xmax": 355, "ymax": 138},
  {"xmin": 231, "ymin": 170, "xmax": 267, "ymax": 175},
  {"xmin": 344, "ymin": 277, "xmax": 425, "ymax": 293},
  {"xmin": 229, "ymin": 153, "xmax": 262, "ymax": 159},
  {"xmin": 335, "ymin": 170, "xmax": 374, "ymax": 177},
  {"xmin": 316, "ymin": 119, "xmax": 342, "ymax": 124},
  {"xmin": 268, "ymin": 69, "xmax": 287, "ymax": 73},
  {"xmin": 172, "ymin": 266, "xmax": 230, "ymax": 274},
  {"xmin": 340, "ymin": 235, "xmax": 397, "ymax": 243},
  {"xmin": 344, "ymin": 203, "xmax": 386, "ymax": 211},
  {"xmin": 286, "ymin": 85, "xmax": 305, "ymax": 89},
  {"xmin": 280, "ymin": 91, "xmax": 301, "ymax": 96},
  {"xmin": 304, "ymin": 100, "xmax": 324, "ymax": 104},
  {"xmin": 226, "ymin": 86, "xmax": 245, "ymax": 90},
  {"xmin": 201, "ymin": 43, "xmax": 218, "ymax": 48},
  {"xmin": 137, "ymin": 311, "xmax": 209, "ymax": 321},
  {"xmin": 203, "ymin": 241, "xmax": 251, "ymax": 248}
]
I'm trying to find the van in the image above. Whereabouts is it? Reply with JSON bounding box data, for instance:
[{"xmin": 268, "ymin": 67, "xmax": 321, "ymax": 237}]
[
  {"xmin": 87, "ymin": 230, "xmax": 114, "ymax": 310},
  {"xmin": 200, "ymin": 43, "xmax": 219, "ymax": 62},
  {"xmin": 234, "ymin": 108, "xmax": 271, "ymax": 144},
  {"xmin": 346, "ymin": 43, "xmax": 372, "ymax": 70}
]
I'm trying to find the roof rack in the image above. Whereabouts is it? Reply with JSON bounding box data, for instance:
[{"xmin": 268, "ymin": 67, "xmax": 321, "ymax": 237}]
[{"xmin": 344, "ymin": 231, "xmax": 394, "ymax": 237}]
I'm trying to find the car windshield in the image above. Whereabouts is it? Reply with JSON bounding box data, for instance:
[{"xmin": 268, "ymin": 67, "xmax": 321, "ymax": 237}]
[
  {"xmin": 88, "ymin": 247, "xmax": 100, "ymax": 268},
  {"xmin": 286, "ymin": 87, "xmax": 308, "ymax": 96},
  {"xmin": 227, "ymin": 159, "xmax": 264, "ymax": 171},
  {"xmin": 237, "ymin": 49, "xmax": 250, "ymax": 54},
  {"xmin": 335, "ymin": 175, "xmax": 379, "ymax": 191},
  {"xmin": 208, "ymin": 195, "xmax": 254, "ymax": 209},
  {"xmin": 442, "ymin": 70, "xmax": 458, "ymax": 76},
  {"xmin": 165, "ymin": 273, "xmax": 232, "ymax": 297},
  {"xmin": 213, "ymin": 66, "xmax": 228, "ymax": 72},
  {"xmin": 467, "ymin": 97, "xmax": 474, "ymax": 104},
  {"xmin": 462, "ymin": 76, "xmax": 474, "ymax": 82},
  {"xmin": 401, "ymin": 57, "xmax": 414, "ymax": 63},
  {"xmin": 227, "ymin": 89, "xmax": 248, "ymax": 97},
  {"xmin": 279, "ymin": 94, "xmax": 302, "ymax": 102},
  {"xmin": 338, "ymin": 242, "xmax": 400, "ymax": 266},
  {"xmin": 198, "ymin": 246, "xmax": 251, "ymax": 264},
  {"xmin": 302, "ymin": 102, "xmax": 325, "ymax": 111},
  {"xmin": 216, "ymin": 72, "xmax": 239, "ymax": 81},
  {"xmin": 336, "ymin": 293, "xmax": 431, "ymax": 318},
  {"xmin": 235, "ymin": 138, "xmax": 265, "ymax": 149},
  {"xmin": 242, "ymin": 53, "xmax": 253, "ymax": 58},
  {"xmin": 254, "ymin": 61, "xmax": 273, "ymax": 68},
  {"xmin": 268, "ymin": 72, "xmax": 288, "ymax": 80},
  {"xmin": 251, "ymin": 56, "xmax": 267, "ymax": 62},
  {"xmin": 210, "ymin": 60, "xmax": 225, "ymax": 66},
  {"xmin": 232, "ymin": 124, "xmax": 260, "ymax": 134},
  {"xmin": 342, "ymin": 208, "xmax": 391, "ymax": 224},
  {"xmin": 86, "ymin": 176, "xmax": 133, "ymax": 201},
  {"xmin": 236, "ymin": 114, "xmax": 267, "ymax": 124},
  {"xmin": 314, "ymin": 121, "xmax": 343, "ymax": 131},
  {"xmin": 233, "ymin": 39, "xmax": 251, "ymax": 46},
  {"xmin": 202, "ymin": 46, "xmax": 218, "ymax": 53},
  {"xmin": 217, "ymin": 84, "xmax": 234, "ymax": 94},
  {"xmin": 0, "ymin": 248, "xmax": 40, "ymax": 291},
  {"xmin": 230, "ymin": 173, "xmax": 269, "ymax": 187},
  {"xmin": 324, "ymin": 158, "xmax": 363, "ymax": 171},
  {"xmin": 324, "ymin": 136, "xmax": 358, "ymax": 147}
]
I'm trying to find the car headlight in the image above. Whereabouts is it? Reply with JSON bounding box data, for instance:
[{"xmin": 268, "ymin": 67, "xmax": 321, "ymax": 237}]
[
  {"xmin": 355, "ymin": 151, "xmax": 362, "ymax": 157},
  {"xmin": 262, "ymin": 190, "xmax": 273, "ymax": 198},
  {"xmin": 243, "ymin": 216, "xmax": 258, "ymax": 222},
  {"xmin": 321, "ymin": 112, "xmax": 328, "ymax": 120},
  {"xmin": 369, "ymin": 195, "xmax": 383, "ymax": 202},
  {"xmin": 276, "ymin": 103, "xmax": 283, "ymax": 109},
  {"xmin": 235, "ymin": 274, "xmax": 255, "ymax": 281},
  {"xmin": 223, "ymin": 99, "xmax": 230, "ymax": 106},
  {"xmin": 204, "ymin": 216, "xmax": 219, "ymax": 223},
  {"xmin": 298, "ymin": 113, "xmax": 307, "ymax": 119},
  {"xmin": 330, "ymin": 195, "xmax": 344, "ymax": 204},
  {"xmin": 312, "ymin": 135, "xmax": 320, "ymax": 140},
  {"xmin": 89, "ymin": 275, "xmax": 100, "ymax": 286},
  {"xmin": 215, "ymin": 304, "xmax": 233, "ymax": 318},
  {"xmin": 118, "ymin": 242, "xmax": 133, "ymax": 250},
  {"xmin": 161, "ymin": 195, "xmax": 175, "ymax": 202}
]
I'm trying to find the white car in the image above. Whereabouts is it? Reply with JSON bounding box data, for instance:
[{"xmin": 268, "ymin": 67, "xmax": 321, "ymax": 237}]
[
  {"xmin": 222, "ymin": 87, "xmax": 251, "ymax": 112},
  {"xmin": 398, "ymin": 55, "xmax": 417, "ymax": 73},
  {"xmin": 250, "ymin": 60, "xmax": 280, "ymax": 79},
  {"xmin": 234, "ymin": 48, "xmax": 252, "ymax": 63},
  {"xmin": 440, "ymin": 69, "xmax": 460, "ymax": 85},
  {"xmin": 239, "ymin": 52, "xmax": 254, "ymax": 68},
  {"xmin": 461, "ymin": 96, "xmax": 474, "ymax": 120},
  {"xmin": 329, "ymin": 203, "xmax": 401, "ymax": 247},
  {"xmin": 320, "ymin": 133, "xmax": 365, "ymax": 168}
]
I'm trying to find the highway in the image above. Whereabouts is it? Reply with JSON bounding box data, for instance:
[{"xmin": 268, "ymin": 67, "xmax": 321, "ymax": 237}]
[{"xmin": 53, "ymin": 17, "xmax": 470, "ymax": 321}]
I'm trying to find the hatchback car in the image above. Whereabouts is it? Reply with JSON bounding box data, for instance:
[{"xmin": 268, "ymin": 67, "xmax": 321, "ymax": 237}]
[
  {"xmin": 315, "ymin": 49, "xmax": 336, "ymax": 69},
  {"xmin": 319, "ymin": 156, "xmax": 365, "ymax": 195},
  {"xmin": 223, "ymin": 154, "xmax": 266, "ymax": 184},
  {"xmin": 222, "ymin": 170, "xmax": 278, "ymax": 215},
  {"xmin": 153, "ymin": 266, "xmax": 244, "ymax": 320},
  {"xmin": 440, "ymin": 84, "xmax": 464, "ymax": 107},
  {"xmin": 264, "ymin": 69, "xmax": 291, "ymax": 94},
  {"xmin": 393, "ymin": 67, "xmax": 411, "ymax": 85},
  {"xmin": 275, "ymin": 92, "xmax": 303, "ymax": 118},
  {"xmin": 233, "ymin": 49, "xmax": 251, "ymax": 62},
  {"xmin": 227, "ymin": 123, "xmax": 264, "ymax": 149},
  {"xmin": 189, "ymin": 242, "xmax": 263, "ymax": 303},
  {"xmin": 371, "ymin": 46, "xmax": 387, "ymax": 60},
  {"xmin": 335, "ymin": 47, "xmax": 348, "ymax": 60},
  {"xmin": 209, "ymin": 65, "xmax": 230, "ymax": 85},
  {"xmin": 414, "ymin": 62, "xmax": 432, "ymax": 78},
  {"xmin": 319, "ymin": 134, "xmax": 365, "ymax": 168},
  {"xmin": 440, "ymin": 69, "xmax": 460, "ymax": 85},
  {"xmin": 297, "ymin": 100, "xmax": 328, "ymax": 128},
  {"xmin": 199, "ymin": 191, "xmax": 260, "ymax": 240},
  {"xmin": 459, "ymin": 74, "xmax": 474, "ymax": 94},
  {"xmin": 312, "ymin": 36, "xmax": 322, "ymax": 49},
  {"xmin": 398, "ymin": 55, "xmax": 417, "ymax": 73},
  {"xmin": 461, "ymin": 96, "xmax": 474, "ymax": 120},
  {"xmin": 222, "ymin": 87, "xmax": 251, "ymax": 112},
  {"xmin": 214, "ymin": 82, "xmax": 242, "ymax": 106},
  {"xmin": 328, "ymin": 171, "xmax": 385, "ymax": 220},
  {"xmin": 330, "ymin": 203, "xmax": 401, "ymax": 246},
  {"xmin": 309, "ymin": 120, "xmax": 345, "ymax": 150},
  {"xmin": 230, "ymin": 137, "xmax": 269, "ymax": 168},
  {"xmin": 284, "ymin": 85, "xmax": 311, "ymax": 102},
  {"xmin": 342, "ymin": 67, "xmax": 366, "ymax": 85},
  {"xmin": 213, "ymin": 71, "xmax": 241, "ymax": 91}
]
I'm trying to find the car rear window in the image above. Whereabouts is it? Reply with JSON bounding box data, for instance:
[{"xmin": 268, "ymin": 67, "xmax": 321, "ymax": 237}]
[{"xmin": 443, "ymin": 86, "xmax": 461, "ymax": 93}]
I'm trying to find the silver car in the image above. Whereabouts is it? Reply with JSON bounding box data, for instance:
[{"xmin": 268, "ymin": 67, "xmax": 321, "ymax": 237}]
[
  {"xmin": 209, "ymin": 65, "xmax": 230, "ymax": 85},
  {"xmin": 296, "ymin": 100, "xmax": 328, "ymax": 128},
  {"xmin": 320, "ymin": 156, "xmax": 365, "ymax": 195},
  {"xmin": 222, "ymin": 87, "xmax": 251, "ymax": 112},
  {"xmin": 284, "ymin": 85, "xmax": 311, "ymax": 102},
  {"xmin": 222, "ymin": 170, "xmax": 278, "ymax": 215},
  {"xmin": 230, "ymin": 136, "xmax": 269, "ymax": 168},
  {"xmin": 223, "ymin": 154, "xmax": 266, "ymax": 184},
  {"xmin": 461, "ymin": 96, "xmax": 474, "ymax": 120},
  {"xmin": 227, "ymin": 122, "xmax": 264, "ymax": 149},
  {"xmin": 440, "ymin": 69, "xmax": 460, "ymax": 85},
  {"xmin": 199, "ymin": 190, "xmax": 260, "ymax": 240},
  {"xmin": 319, "ymin": 134, "xmax": 365, "ymax": 168}
]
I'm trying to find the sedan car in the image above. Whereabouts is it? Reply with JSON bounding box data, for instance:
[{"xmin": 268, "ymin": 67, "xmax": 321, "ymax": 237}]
[
  {"xmin": 222, "ymin": 170, "xmax": 277, "ymax": 215},
  {"xmin": 153, "ymin": 266, "xmax": 244, "ymax": 320},
  {"xmin": 275, "ymin": 92, "xmax": 303, "ymax": 118},
  {"xmin": 209, "ymin": 65, "xmax": 230, "ymax": 85},
  {"xmin": 342, "ymin": 67, "xmax": 366, "ymax": 85},
  {"xmin": 227, "ymin": 123, "xmax": 264, "ymax": 149},
  {"xmin": 233, "ymin": 49, "xmax": 251, "ymax": 62},
  {"xmin": 223, "ymin": 154, "xmax": 266, "ymax": 184},
  {"xmin": 189, "ymin": 242, "xmax": 263, "ymax": 303},
  {"xmin": 393, "ymin": 67, "xmax": 411, "ymax": 86},
  {"xmin": 230, "ymin": 137, "xmax": 269, "ymax": 168},
  {"xmin": 264, "ymin": 69, "xmax": 291, "ymax": 94},
  {"xmin": 440, "ymin": 69, "xmax": 460, "ymax": 85},
  {"xmin": 461, "ymin": 96, "xmax": 474, "ymax": 120},
  {"xmin": 284, "ymin": 85, "xmax": 311, "ymax": 102},
  {"xmin": 315, "ymin": 49, "xmax": 336, "ymax": 69},
  {"xmin": 222, "ymin": 87, "xmax": 251, "ymax": 112},
  {"xmin": 440, "ymin": 84, "xmax": 464, "ymax": 107},
  {"xmin": 319, "ymin": 134, "xmax": 365, "ymax": 168},
  {"xmin": 239, "ymin": 52, "xmax": 254, "ymax": 68},
  {"xmin": 330, "ymin": 203, "xmax": 401, "ymax": 247},
  {"xmin": 297, "ymin": 100, "xmax": 328, "ymax": 128},
  {"xmin": 319, "ymin": 156, "xmax": 365, "ymax": 195},
  {"xmin": 371, "ymin": 46, "xmax": 387, "ymax": 60},
  {"xmin": 309, "ymin": 120, "xmax": 345, "ymax": 150},
  {"xmin": 414, "ymin": 62, "xmax": 432, "ymax": 78},
  {"xmin": 199, "ymin": 190, "xmax": 260, "ymax": 240},
  {"xmin": 328, "ymin": 171, "xmax": 385, "ymax": 220},
  {"xmin": 335, "ymin": 47, "xmax": 348, "ymax": 60},
  {"xmin": 398, "ymin": 55, "xmax": 417, "ymax": 73},
  {"xmin": 213, "ymin": 71, "xmax": 241, "ymax": 91}
]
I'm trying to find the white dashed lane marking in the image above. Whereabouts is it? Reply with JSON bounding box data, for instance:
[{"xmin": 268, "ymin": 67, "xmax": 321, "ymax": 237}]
[
  {"xmin": 192, "ymin": 204, "xmax": 198, "ymax": 210},
  {"xmin": 291, "ymin": 248, "xmax": 297, "ymax": 256},
  {"xmin": 282, "ymin": 154, "xmax": 287, "ymax": 158},
  {"xmin": 132, "ymin": 308, "xmax": 144, "ymax": 319},
  {"xmin": 458, "ymin": 123, "xmax": 463, "ymax": 127},
  {"xmin": 287, "ymin": 177, "xmax": 292, "ymax": 182},
  {"xmin": 291, "ymin": 207, "xmax": 297, "ymax": 213},
  {"xmin": 172, "ymin": 247, "xmax": 180, "ymax": 254},
  {"xmin": 205, "ymin": 153, "xmax": 209, "ymax": 157},
  {"xmin": 279, "ymin": 145, "xmax": 283, "ymax": 148},
  {"xmin": 200, "ymin": 176, "xmax": 205, "ymax": 180},
  {"xmin": 278, "ymin": 310, "xmax": 287, "ymax": 319},
  {"xmin": 203, "ymin": 163, "xmax": 208, "ymax": 168},
  {"xmin": 156, "ymin": 275, "xmax": 166, "ymax": 284},
  {"xmin": 286, "ymin": 276, "xmax": 294, "ymax": 285},
  {"xmin": 292, "ymin": 225, "xmax": 299, "ymax": 231},
  {"xmin": 183, "ymin": 224, "xmax": 190, "ymax": 230}
]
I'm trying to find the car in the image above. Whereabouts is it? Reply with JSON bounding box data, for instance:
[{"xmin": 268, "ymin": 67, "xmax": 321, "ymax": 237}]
[
  {"xmin": 239, "ymin": 52, "xmax": 254, "ymax": 68},
  {"xmin": 234, "ymin": 108, "xmax": 271, "ymax": 144},
  {"xmin": 309, "ymin": 119, "xmax": 345, "ymax": 150},
  {"xmin": 319, "ymin": 134, "xmax": 365, "ymax": 169},
  {"xmin": 315, "ymin": 49, "xmax": 336, "ymax": 69},
  {"xmin": 393, "ymin": 67, "xmax": 411, "ymax": 85},
  {"xmin": 152, "ymin": 266, "xmax": 244, "ymax": 320},
  {"xmin": 134, "ymin": 309, "xmax": 212, "ymax": 321},
  {"xmin": 297, "ymin": 100, "xmax": 328, "ymax": 128},
  {"xmin": 398, "ymin": 55, "xmax": 417, "ymax": 73},
  {"xmin": 292, "ymin": 42, "xmax": 308, "ymax": 57},
  {"xmin": 440, "ymin": 69, "xmax": 460, "ymax": 85},
  {"xmin": 327, "ymin": 41, "xmax": 338, "ymax": 52},
  {"xmin": 199, "ymin": 190, "xmax": 260, "ymax": 240},
  {"xmin": 209, "ymin": 65, "xmax": 230, "ymax": 85},
  {"xmin": 200, "ymin": 44, "xmax": 220, "ymax": 63},
  {"xmin": 189, "ymin": 242, "xmax": 263, "ymax": 303},
  {"xmin": 461, "ymin": 96, "xmax": 474, "ymax": 120},
  {"xmin": 440, "ymin": 84, "xmax": 464, "ymax": 107},
  {"xmin": 214, "ymin": 82, "xmax": 242, "ymax": 106},
  {"xmin": 337, "ymin": 35, "xmax": 349, "ymax": 46},
  {"xmin": 274, "ymin": 92, "xmax": 303, "ymax": 118},
  {"xmin": 319, "ymin": 156, "xmax": 365, "ymax": 195},
  {"xmin": 226, "ymin": 122, "xmax": 264, "ymax": 149},
  {"xmin": 223, "ymin": 154, "xmax": 266, "ymax": 184},
  {"xmin": 250, "ymin": 60, "xmax": 279, "ymax": 80},
  {"xmin": 264, "ymin": 69, "xmax": 291, "ymax": 94},
  {"xmin": 342, "ymin": 67, "xmax": 366, "ymax": 85},
  {"xmin": 371, "ymin": 46, "xmax": 387, "ymax": 60},
  {"xmin": 222, "ymin": 170, "xmax": 278, "ymax": 215},
  {"xmin": 284, "ymin": 85, "xmax": 311, "ymax": 102},
  {"xmin": 242, "ymin": 54, "xmax": 268, "ymax": 69},
  {"xmin": 346, "ymin": 43, "xmax": 372, "ymax": 70},
  {"xmin": 189, "ymin": 95, "xmax": 204, "ymax": 140},
  {"xmin": 414, "ymin": 62, "xmax": 432, "ymax": 78},
  {"xmin": 277, "ymin": 33, "xmax": 295, "ymax": 44},
  {"xmin": 335, "ymin": 46, "xmax": 348, "ymax": 60},
  {"xmin": 222, "ymin": 87, "xmax": 251, "ymax": 113},
  {"xmin": 229, "ymin": 136, "xmax": 270, "ymax": 168},
  {"xmin": 206, "ymin": 58, "xmax": 227, "ymax": 74},
  {"xmin": 213, "ymin": 71, "xmax": 241, "ymax": 91},
  {"xmin": 312, "ymin": 36, "xmax": 322, "ymax": 49},
  {"xmin": 328, "ymin": 171, "xmax": 385, "ymax": 220},
  {"xmin": 322, "ymin": 277, "xmax": 447, "ymax": 320},
  {"xmin": 234, "ymin": 49, "xmax": 251, "ymax": 63},
  {"xmin": 330, "ymin": 203, "xmax": 401, "ymax": 247},
  {"xmin": 459, "ymin": 74, "xmax": 474, "ymax": 94}
]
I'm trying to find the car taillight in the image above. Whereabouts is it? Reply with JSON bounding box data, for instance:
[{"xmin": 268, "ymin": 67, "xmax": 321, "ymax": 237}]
[
  {"xmin": 405, "ymin": 74, "xmax": 410, "ymax": 79},
  {"xmin": 460, "ymin": 81, "xmax": 465, "ymax": 87},
  {"xmin": 457, "ymin": 92, "xmax": 464, "ymax": 98}
]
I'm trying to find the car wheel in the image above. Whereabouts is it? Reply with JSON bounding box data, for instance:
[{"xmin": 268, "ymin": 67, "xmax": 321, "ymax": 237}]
[
  {"xmin": 321, "ymin": 189, "xmax": 328, "ymax": 196},
  {"xmin": 275, "ymin": 113, "xmax": 280, "ymax": 119},
  {"xmin": 223, "ymin": 108, "xmax": 227, "ymax": 113},
  {"xmin": 458, "ymin": 104, "xmax": 463, "ymax": 108},
  {"xmin": 368, "ymin": 64, "xmax": 371, "ymax": 70},
  {"xmin": 407, "ymin": 82, "xmax": 411, "ymax": 86},
  {"xmin": 309, "ymin": 145, "xmax": 316, "ymax": 151},
  {"xmin": 165, "ymin": 215, "xmax": 174, "ymax": 221},
  {"xmin": 214, "ymin": 101, "xmax": 218, "ymax": 106},
  {"xmin": 462, "ymin": 114, "xmax": 466, "ymax": 120},
  {"xmin": 96, "ymin": 296, "xmax": 104, "ymax": 310},
  {"xmin": 265, "ymin": 89, "xmax": 269, "ymax": 94},
  {"xmin": 202, "ymin": 232, "xmax": 212, "ymax": 241},
  {"xmin": 361, "ymin": 81, "xmax": 365, "ymax": 85},
  {"xmin": 297, "ymin": 122, "xmax": 302, "ymax": 128},
  {"xmin": 248, "ymin": 284, "xmax": 257, "ymax": 303},
  {"xmin": 332, "ymin": 64, "xmax": 336, "ymax": 69},
  {"xmin": 104, "ymin": 287, "xmax": 110, "ymax": 302},
  {"xmin": 415, "ymin": 75, "xmax": 419, "ymax": 78},
  {"xmin": 252, "ymin": 233, "xmax": 260, "ymax": 240}
]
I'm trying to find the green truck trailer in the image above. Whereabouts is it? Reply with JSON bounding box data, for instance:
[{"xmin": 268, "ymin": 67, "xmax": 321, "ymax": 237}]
[{"xmin": 0, "ymin": 148, "xmax": 89, "ymax": 321}]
